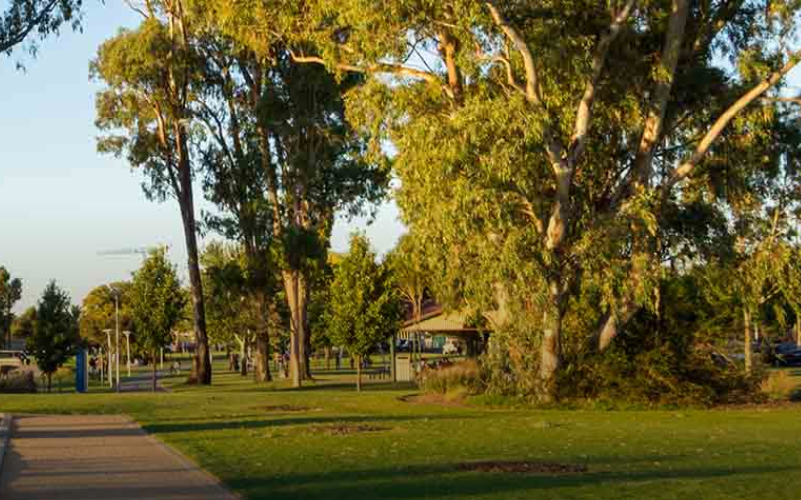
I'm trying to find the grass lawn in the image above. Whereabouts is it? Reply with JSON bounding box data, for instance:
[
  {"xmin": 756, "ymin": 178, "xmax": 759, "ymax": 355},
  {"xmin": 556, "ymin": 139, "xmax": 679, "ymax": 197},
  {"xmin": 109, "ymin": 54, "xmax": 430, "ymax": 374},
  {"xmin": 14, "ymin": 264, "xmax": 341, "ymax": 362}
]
[{"xmin": 2, "ymin": 364, "xmax": 801, "ymax": 500}]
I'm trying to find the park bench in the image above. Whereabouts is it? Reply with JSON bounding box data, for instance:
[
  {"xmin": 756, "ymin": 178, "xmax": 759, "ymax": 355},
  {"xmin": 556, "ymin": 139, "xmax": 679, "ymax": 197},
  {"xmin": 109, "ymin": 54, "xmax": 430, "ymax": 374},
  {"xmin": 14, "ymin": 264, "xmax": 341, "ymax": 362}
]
[{"xmin": 368, "ymin": 366, "xmax": 391, "ymax": 380}]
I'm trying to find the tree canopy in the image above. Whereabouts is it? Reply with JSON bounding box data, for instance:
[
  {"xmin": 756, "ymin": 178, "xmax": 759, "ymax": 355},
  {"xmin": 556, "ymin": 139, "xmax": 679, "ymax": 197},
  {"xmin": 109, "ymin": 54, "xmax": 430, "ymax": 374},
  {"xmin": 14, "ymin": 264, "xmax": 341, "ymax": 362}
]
[
  {"xmin": 26, "ymin": 281, "xmax": 79, "ymax": 391},
  {"xmin": 325, "ymin": 233, "xmax": 402, "ymax": 391}
]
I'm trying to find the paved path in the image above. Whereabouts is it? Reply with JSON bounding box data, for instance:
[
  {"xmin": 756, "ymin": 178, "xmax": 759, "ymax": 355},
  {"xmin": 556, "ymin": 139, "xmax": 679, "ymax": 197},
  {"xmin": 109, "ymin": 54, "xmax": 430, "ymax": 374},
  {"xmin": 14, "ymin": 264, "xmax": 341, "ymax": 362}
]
[{"xmin": 0, "ymin": 415, "xmax": 238, "ymax": 500}]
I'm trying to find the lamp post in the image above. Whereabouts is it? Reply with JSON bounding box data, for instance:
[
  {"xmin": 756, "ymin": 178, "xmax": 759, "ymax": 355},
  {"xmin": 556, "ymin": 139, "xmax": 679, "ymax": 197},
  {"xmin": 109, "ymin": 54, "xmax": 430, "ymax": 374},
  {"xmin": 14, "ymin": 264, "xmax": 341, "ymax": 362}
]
[
  {"xmin": 123, "ymin": 331, "xmax": 132, "ymax": 377},
  {"xmin": 107, "ymin": 285, "xmax": 121, "ymax": 393},
  {"xmin": 103, "ymin": 329, "xmax": 113, "ymax": 389}
]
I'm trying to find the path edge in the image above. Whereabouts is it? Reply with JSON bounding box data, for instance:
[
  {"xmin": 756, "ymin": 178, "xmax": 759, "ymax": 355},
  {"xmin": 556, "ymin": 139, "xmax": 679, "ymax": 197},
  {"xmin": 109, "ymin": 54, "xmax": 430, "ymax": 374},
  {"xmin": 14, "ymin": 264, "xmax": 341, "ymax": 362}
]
[
  {"xmin": 0, "ymin": 413, "xmax": 11, "ymax": 477},
  {"xmin": 122, "ymin": 415, "xmax": 242, "ymax": 500}
]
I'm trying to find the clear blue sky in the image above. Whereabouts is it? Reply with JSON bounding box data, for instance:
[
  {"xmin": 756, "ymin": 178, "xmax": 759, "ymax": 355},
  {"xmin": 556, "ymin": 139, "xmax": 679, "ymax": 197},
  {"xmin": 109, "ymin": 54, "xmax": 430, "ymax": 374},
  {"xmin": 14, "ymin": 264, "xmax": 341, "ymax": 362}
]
[{"xmin": 0, "ymin": 0, "xmax": 404, "ymax": 311}]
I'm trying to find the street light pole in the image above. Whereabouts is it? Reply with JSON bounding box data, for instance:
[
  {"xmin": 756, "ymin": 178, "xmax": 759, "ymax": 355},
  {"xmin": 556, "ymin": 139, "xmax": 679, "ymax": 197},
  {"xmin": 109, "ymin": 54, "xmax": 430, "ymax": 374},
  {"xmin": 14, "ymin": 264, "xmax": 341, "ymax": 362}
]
[
  {"xmin": 104, "ymin": 329, "xmax": 113, "ymax": 389},
  {"xmin": 107, "ymin": 285, "xmax": 122, "ymax": 393},
  {"xmin": 115, "ymin": 294, "xmax": 120, "ymax": 392}
]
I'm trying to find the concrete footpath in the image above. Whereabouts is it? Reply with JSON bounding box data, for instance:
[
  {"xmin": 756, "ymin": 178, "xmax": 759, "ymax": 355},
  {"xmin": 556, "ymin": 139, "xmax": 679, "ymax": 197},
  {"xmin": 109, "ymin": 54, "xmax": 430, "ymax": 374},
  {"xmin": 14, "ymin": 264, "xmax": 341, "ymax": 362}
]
[{"xmin": 0, "ymin": 414, "xmax": 239, "ymax": 500}]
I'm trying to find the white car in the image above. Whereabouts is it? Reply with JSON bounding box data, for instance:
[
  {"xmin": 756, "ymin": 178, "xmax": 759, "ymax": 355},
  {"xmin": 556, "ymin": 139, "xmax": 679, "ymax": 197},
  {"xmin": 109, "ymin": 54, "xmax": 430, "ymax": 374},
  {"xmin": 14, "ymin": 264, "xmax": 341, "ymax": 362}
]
[{"xmin": 442, "ymin": 340, "xmax": 460, "ymax": 356}]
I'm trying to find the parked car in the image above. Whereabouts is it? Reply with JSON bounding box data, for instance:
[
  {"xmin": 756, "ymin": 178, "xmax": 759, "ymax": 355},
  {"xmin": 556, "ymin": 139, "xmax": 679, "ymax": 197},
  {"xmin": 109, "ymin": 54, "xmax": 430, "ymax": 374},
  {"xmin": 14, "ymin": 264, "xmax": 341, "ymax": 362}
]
[
  {"xmin": 442, "ymin": 339, "xmax": 462, "ymax": 356},
  {"xmin": 773, "ymin": 343, "xmax": 801, "ymax": 367}
]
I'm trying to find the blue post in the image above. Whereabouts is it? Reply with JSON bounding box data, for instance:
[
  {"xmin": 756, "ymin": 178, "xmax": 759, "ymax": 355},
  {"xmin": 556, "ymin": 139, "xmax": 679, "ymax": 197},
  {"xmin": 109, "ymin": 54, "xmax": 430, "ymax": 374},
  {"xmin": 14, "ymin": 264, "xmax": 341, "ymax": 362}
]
[{"xmin": 76, "ymin": 349, "xmax": 88, "ymax": 393}]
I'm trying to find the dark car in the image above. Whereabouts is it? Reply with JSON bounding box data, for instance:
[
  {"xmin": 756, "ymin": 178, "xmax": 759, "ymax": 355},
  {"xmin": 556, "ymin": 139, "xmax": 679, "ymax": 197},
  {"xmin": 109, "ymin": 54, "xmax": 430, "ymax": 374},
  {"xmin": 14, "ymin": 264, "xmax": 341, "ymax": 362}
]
[{"xmin": 774, "ymin": 343, "xmax": 801, "ymax": 367}]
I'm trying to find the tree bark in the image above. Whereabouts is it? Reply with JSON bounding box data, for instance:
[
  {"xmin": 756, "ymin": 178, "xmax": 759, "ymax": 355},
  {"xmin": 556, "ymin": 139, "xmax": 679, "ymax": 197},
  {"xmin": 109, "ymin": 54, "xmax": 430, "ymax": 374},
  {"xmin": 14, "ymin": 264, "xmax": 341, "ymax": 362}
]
[
  {"xmin": 176, "ymin": 137, "xmax": 212, "ymax": 385},
  {"xmin": 283, "ymin": 270, "xmax": 308, "ymax": 388},
  {"xmin": 540, "ymin": 282, "xmax": 565, "ymax": 402},
  {"xmin": 744, "ymin": 308, "xmax": 752, "ymax": 374},
  {"xmin": 324, "ymin": 346, "xmax": 331, "ymax": 371},
  {"xmin": 152, "ymin": 350, "xmax": 158, "ymax": 392},
  {"xmin": 356, "ymin": 354, "xmax": 362, "ymax": 392},
  {"xmin": 252, "ymin": 290, "xmax": 272, "ymax": 382},
  {"xmin": 595, "ymin": 302, "xmax": 638, "ymax": 352},
  {"xmin": 390, "ymin": 334, "xmax": 396, "ymax": 383},
  {"xmin": 796, "ymin": 317, "xmax": 800, "ymax": 348}
]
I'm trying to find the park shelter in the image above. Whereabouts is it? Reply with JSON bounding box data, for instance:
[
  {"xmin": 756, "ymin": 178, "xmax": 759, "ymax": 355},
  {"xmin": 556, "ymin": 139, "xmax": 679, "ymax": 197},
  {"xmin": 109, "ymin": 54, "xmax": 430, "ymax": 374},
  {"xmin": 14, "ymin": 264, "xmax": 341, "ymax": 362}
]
[{"xmin": 399, "ymin": 301, "xmax": 490, "ymax": 357}]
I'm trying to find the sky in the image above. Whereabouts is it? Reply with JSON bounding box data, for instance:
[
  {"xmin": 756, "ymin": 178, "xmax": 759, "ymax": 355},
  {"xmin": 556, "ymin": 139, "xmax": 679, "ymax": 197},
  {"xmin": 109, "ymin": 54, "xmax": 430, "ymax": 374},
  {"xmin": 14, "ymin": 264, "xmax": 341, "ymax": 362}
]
[{"xmin": 0, "ymin": 0, "xmax": 405, "ymax": 312}]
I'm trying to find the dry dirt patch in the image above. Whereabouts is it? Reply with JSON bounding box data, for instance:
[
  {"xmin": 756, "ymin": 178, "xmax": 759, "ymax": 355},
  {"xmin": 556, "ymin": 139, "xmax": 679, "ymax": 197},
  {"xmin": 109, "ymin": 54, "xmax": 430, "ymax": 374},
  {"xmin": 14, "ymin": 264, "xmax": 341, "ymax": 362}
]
[
  {"xmin": 309, "ymin": 423, "xmax": 391, "ymax": 436},
  {"xmin": 254, "ymin": 404, "xmax": 319, "ymax": 413},
  {"xmin": 458, "ymin": 460, "xmax": 588, "ymax": 475}
]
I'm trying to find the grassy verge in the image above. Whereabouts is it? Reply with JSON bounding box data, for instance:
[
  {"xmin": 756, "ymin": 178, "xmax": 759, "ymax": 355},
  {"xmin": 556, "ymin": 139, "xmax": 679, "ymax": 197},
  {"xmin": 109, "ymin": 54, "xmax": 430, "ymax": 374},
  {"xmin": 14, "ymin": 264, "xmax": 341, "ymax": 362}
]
[{"xmin": 2, "ymin": 366, "xmax": 801, "ymax": 500}]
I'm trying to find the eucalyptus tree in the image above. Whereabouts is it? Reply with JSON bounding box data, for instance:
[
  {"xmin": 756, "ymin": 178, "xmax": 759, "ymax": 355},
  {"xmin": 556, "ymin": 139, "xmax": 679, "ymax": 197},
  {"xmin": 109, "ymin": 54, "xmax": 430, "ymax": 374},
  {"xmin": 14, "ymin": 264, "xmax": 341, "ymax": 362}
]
[
  {"xmin": 189, "ymin": 23, "xmax": 280, "ymax": 381},
  {"xmin": 1, "ymin": 0, "xmax": 82, "ymax": 57},
  {"xmin": 386, "ymin": 233, "xmax": 431, "ymax": 329},
  {"xmin": 182, "ymin": 2, "xmax": 391, "ymax": 387},
  {"xmin": 92, "ymin": 0, "xmax": 212, "ymax": 384},
  {"xmin": 213, "ymin": 0, "xmax": 801, "ymax": 399},
  {"xmin": 0, "ymin": 266, "xmax": 22, "ymax": 347}
]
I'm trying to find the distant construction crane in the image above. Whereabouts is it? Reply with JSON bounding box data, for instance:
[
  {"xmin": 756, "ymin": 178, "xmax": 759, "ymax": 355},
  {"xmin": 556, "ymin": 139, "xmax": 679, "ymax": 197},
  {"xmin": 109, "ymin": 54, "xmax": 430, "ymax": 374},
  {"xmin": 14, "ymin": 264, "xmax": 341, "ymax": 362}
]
[{"xmin": 97, "ymin": 246, "xmax": 162, "ymax": 258}]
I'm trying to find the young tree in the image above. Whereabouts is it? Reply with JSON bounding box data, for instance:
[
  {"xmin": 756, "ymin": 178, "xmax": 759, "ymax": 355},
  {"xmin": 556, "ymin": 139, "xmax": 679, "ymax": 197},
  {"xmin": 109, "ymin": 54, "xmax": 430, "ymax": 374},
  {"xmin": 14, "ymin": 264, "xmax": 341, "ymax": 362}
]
[
  {"xmin": 129, "ymin": 248, "xmax": 186, "ymax": 391},
  {"xmin": 1, "ymin": 0, "xmax": 82, "ymax": 57},
  {"xmin": 325, "ymin": 233, "xmax": 402, "ymax": 391},
  {"xmin": 93, "ymin": 1, "xmax": 212, "ymax": 384},
  {"xmin": 0, "ymin": 266, "xmax": 22, "ymax": 347},
  {"xmin": 26, "ymin": 281, "xmax": 79, "ymax": 392}
]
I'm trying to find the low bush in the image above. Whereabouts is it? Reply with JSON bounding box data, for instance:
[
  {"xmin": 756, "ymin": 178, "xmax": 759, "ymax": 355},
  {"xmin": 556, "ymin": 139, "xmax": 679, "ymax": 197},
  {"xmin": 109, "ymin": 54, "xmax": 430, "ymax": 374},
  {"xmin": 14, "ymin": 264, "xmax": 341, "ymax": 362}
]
[
  {"xmin": 417, "ymin": 359, "xmax": 482, "ymax": 398},
  {"xmin": 762, "ymin": 370, "xmax": 801, "ymax": 401},
  {"xmin": 0, "ymin": 371, "xmax": 38, "ymax": 393}
]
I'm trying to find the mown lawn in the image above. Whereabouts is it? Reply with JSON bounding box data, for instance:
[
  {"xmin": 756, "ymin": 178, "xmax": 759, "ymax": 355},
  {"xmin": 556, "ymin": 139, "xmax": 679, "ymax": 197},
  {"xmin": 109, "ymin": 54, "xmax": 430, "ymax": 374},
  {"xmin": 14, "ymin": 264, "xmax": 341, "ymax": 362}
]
[{"xmin": 2, "ymin": 365, "xmax": 801, "ymax": 500}]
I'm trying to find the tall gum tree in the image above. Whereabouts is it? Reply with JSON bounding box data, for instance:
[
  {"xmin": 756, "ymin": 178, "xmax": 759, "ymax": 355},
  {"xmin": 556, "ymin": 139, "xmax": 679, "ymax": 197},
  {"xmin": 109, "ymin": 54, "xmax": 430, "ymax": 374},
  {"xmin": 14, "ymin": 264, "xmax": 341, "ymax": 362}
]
[
  {"xmin": 92, "ymin": 0, "xmax": 212, "ymax": 384},
  {"xmin": 215, "ymin": 0, "xmax": 801, "ymax": 399},
  {"xmin": 191, "ymin": 26, "xmax": 279, "ymax": 382},
  {"xmin": 186, "ymin": 1, "xmax": 392, "ymax": 388}
]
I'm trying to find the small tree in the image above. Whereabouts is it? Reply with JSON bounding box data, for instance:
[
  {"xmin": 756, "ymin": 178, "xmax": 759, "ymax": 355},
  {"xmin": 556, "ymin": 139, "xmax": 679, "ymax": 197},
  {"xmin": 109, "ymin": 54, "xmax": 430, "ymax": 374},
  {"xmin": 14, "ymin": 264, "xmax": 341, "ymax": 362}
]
[
  {"xmin": 325, "ymin": 233, "xmax": 402, "ymax": 391},
  {"xmin": 0, "ymin": 266, "xmax": 22, "ymax": 347},
  {"xmin": 26, "ymin": 281, "xmax": 79, "ymax": 392},
  {"xmin": 129, "ymin": 249, "xmax": 186, "ymax": 391},
  {"xmin": 11, "ymin": 306, "xmax": 37, "ymax": 341}
]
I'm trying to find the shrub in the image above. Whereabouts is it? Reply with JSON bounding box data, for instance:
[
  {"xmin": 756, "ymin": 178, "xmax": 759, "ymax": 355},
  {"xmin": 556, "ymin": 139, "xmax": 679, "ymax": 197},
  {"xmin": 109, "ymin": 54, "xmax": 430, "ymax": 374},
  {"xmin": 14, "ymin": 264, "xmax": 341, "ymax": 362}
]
[
  {"xmin": 418, "ymin": 359, "xmax": 482, "ymax": 397},
  {"xmin": 0, "ymin": 371, "xmax": 38, "ymax": 393},
  {"xmin": 762, "ymin": 370, "xmax": 801, "ymax": 401}
]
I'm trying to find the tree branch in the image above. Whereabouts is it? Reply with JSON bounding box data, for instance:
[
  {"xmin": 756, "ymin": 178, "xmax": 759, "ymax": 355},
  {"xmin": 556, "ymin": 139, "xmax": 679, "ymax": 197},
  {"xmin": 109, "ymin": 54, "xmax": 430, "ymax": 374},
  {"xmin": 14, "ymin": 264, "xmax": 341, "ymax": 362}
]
[
  {"xmin": 569, "ymin": 0, "xmax": 636, "ymax": 165},
  {"xmin": 666, "ymin": 50, "xmax": 801, "ymax": 190},
  {"xmin": 289, "ymin": 51, "xmax": 455, "ymax": 99}
]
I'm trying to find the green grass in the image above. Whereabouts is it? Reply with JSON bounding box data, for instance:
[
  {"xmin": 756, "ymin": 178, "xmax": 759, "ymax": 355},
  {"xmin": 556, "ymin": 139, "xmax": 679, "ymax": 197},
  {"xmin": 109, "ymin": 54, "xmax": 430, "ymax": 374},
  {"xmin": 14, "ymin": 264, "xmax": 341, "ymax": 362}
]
[{"xmin": 2, "ymin": 365, "xmax": 801, "ymax": 500}]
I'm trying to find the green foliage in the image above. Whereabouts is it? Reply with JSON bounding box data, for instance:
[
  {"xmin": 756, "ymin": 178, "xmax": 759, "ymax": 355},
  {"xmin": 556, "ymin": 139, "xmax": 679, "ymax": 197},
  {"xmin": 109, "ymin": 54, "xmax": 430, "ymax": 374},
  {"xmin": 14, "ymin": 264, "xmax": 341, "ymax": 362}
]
[
  {"xmin": 561, "ymin": 274, "xmax": 765, "ymax": 407},
  {"xmin": 129, "ymin": 249, "xmax": 186, "ymax": 356},
  {"xmin": 324, "ymin": 233, "xmax": 402, "ymax": 359},
  {"xmin": 0, "ymin": 370, "xmax": 37, "ymax": 393},
  {"xmin": 418, "ymin": 359, "xmax": 482, "ymax": 397},
  {"xmin": 0, "ymin": 0, "xmax": 82, "ymax": 57},
  {"xmin": 0, "ymin": 266, "xmax": 22, "ymax": 347},
  {"xmin": 79, "ymin": 282, "xmax": 133, "ymax": 347},
  {"xmin": 26, "ymin": 281, "xmax": 79, "ymax": 390},
  {"xmin": 10, "ymin": 306, "xmax": 36, "ymax": 340}
]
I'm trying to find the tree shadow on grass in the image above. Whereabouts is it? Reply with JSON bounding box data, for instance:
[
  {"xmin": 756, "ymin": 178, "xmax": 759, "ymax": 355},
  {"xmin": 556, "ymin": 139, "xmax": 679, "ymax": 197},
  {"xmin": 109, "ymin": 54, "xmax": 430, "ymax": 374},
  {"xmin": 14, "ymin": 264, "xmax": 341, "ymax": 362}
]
[
  {"xmin": 143, "ymin": 413, "xmax": 477, "ymax": 434},
  {"xmin": 226, "ymin": 462, "xmax": 801, "ymax": 500}
]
